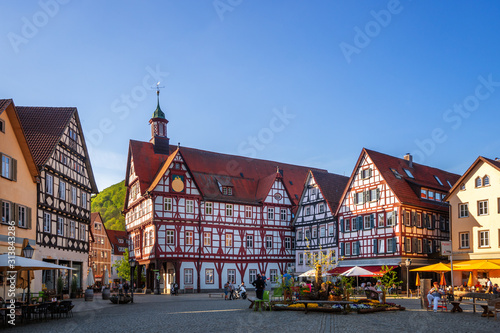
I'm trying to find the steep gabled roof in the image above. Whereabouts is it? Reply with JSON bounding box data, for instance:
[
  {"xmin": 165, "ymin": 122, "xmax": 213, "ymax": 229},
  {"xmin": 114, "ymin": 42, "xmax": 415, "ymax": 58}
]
[
  {"xmin": 16, "ymin": 105, "xmax": 98, "ymax": 193},
  {"xmin": 446, "ymin": 156, "xmax": 500, "ymax": 200},
  {"xmin": 0, "ymin": 99, "xmax": 39, "ymax": 182},
  {"xmin": 311, "ymin": 170, "xmax": 349, "ymax": 214},
  {"xmin": 336, "ymin": 148, "xmax": 461, "ymax": 214},
  {"xmin": 106, "ymin": 229, "xmax": 128, "ymax": 256}
]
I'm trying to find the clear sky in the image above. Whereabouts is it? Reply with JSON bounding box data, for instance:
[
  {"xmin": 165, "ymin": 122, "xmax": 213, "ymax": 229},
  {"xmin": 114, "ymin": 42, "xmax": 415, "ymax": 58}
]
[{"xmin": 2, "ymin": 0, "xmax": 500, "ymax": 191}]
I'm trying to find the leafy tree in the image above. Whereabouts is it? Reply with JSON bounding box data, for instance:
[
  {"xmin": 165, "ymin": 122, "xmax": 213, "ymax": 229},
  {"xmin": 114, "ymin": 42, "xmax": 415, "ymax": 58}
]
[
  {"xmin": 91, "ymin": 180, "xmax": 127, "ymax": 231},
  {"xmin": 113, "ymin": 249, "xmax": 132, "ymax": 281},
  {"xmin": 376, "ymin": 265, "xmax": 402, "ymax": 290}
]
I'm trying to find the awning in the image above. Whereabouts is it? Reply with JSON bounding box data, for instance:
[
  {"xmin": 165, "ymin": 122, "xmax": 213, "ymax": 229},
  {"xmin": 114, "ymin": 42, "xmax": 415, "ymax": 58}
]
[{"xmin": 328, "ymin": 265, "xmax": 394, "ymax": 277}]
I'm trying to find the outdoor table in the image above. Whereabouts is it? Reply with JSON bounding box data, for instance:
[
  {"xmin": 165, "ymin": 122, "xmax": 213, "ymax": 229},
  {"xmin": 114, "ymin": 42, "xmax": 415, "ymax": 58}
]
[{"xmin": 293, "ymin": 300, "xmax": 354, "ymax": 314}]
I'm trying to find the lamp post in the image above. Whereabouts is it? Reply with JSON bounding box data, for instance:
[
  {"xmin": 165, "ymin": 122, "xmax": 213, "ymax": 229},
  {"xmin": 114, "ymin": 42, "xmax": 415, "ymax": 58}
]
[
  {"xmin": 129, "ymin": 258, "xmax": 136, "ymax": 303},
  {"xmin": 23, "ymin": 243, "xmax": 35, "ymax": 304},
  {"xmin": 405, "ymin": 258, "xmax": 412, "ymax": 298}
]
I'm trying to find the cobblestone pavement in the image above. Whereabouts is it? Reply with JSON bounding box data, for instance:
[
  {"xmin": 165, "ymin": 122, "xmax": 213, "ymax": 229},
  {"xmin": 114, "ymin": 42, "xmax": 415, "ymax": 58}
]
[{"xmin": 6, "ymin": 294, "xmax": 500, "ymax": 333}]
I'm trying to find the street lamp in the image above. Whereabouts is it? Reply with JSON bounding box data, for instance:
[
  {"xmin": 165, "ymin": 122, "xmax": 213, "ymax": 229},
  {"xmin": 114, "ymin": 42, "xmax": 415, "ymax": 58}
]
[
  {"xmin": 405, "ymin": 258, "xmax": 412, "ymax": 298},
  {"xmin": 23, "ymin": 243, "xmax": 34, "ymax": 304},
  {"xmin": 129, "ymin": 259, "xmax": 136, "ymax": 303}
]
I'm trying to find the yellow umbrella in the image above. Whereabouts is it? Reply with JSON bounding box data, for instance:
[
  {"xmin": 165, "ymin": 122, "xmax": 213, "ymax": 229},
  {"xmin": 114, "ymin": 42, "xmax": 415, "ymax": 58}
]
[
  {"xmin": 467, "ymin": 272, "xmax": 473, "ymax": 287},
  {"xmin": 410, "ymin": 262, "xmax": 451, "ymax": 272},
  {"xmin": 453, "ymin": 260, "xmax": 500, "ymax": 271},
  {"xmin": 415, "ymin": 273, "xmax": 420, "ymax": 287}
]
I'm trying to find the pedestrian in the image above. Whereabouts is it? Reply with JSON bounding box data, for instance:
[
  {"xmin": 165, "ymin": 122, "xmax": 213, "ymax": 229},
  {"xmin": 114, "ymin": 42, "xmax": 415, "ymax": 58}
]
[
  {"xmin": 228, "ymin": 282, "xmax": 234, "ymax": 300},
  {"xmin": 224, "ymin": 281, "xmax": 230, "ymax": 300},
  {"xmin": 261, "ymin": 272, "xmax": 267, "ymax": 288},
  {"xmin": 486, "ymin": 278, "xmax": 493, "ymax": 293},
  {"xmin": 118, "ymin": 282, "xmax": 123, "ymax": 294},
  {"xmin": 252, "ymin": 274, "xmax": 265, "ymax": 300},
  {"xmin": 124, "ymin": 281, "xmax": 129, "ymax": 294}
]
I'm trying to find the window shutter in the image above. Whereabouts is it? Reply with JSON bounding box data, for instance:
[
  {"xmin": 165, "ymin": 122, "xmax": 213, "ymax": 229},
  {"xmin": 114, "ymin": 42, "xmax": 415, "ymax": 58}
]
[
  {"xmin": 370, "ymin": 214, "xmax": 374, "ymax": 229},
  {"xmin": 12, "ymin": 158, "xmax": 17, "ymax": 181},
  {"xmin": 393, "ymin": 237, "xmax": 397, "ymax": 253},
  {"xmin": 373, "ymin": 239, "xmax": 378, "ymax": 254},
  {"xmin": 27, "ymin": 207, "xmax": 32, "ymax": 229},
  {"xmin": 340, "ymin": 218, "xmax": 344, "ymax": 233},
  {"xmin": 358, "ymin": 216, "xmax": 363, "ymax": 230},
  {"xmin": 412, "ymin": 238, "xmax": 417, "ymax": 254},
  {"xmin": 340, "ymin": 243, "xmax": 345, "ymax": 256},
  {"xmin": 13, "ymin": 204, "xmax": 19, "ymax": 226},
  {"xmin": 422, "ymin": 238, "xmax": 428, "ymax": 253},
  {"xmin": 368, "ymin": 168, "xmax": 372, "ymax": 178},
  {"xmin": 0, "ymin": 153, "xmax": 3, "ymax": 175},
  {"xmin": 411, "ymin": 211, "xmax": 416, "ymax": 226},
  {"xmin": 402, "ymin": 210, "xmax": 406, "ymax": 225},
  {"xmin": 357, "ymin": 241, "xmax": 361, "ymax": 255},
  {"xmin": 431, "ymin": 215, "xmax": 435, "ymax": 230}
]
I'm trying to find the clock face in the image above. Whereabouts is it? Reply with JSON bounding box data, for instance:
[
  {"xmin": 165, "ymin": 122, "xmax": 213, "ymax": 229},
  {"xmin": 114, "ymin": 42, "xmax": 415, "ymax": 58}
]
[
  {"xmin": 274, "ymin": 193, "xmax": 282, "ymax": 201},
  {"xmin": 171, "ymin": 175, "xmax": 185, "ymax": 192}
]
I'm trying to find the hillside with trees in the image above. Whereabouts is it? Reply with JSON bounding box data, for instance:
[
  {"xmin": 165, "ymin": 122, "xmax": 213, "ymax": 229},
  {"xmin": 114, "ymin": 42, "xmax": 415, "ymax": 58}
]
[{"xmin": 91, "ymin": 180, "xmax": 127, "ymax": 231}]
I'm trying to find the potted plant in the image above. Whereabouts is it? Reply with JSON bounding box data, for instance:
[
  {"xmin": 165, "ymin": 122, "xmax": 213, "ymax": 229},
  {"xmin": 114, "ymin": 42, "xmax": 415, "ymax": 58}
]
[
  {"xmin": 57, "ymin": 276, "xmax": 64, "ymax": 300},
  {"xmin": 70, "ymin": 278, "xmax": 78, "ymax": 299}
]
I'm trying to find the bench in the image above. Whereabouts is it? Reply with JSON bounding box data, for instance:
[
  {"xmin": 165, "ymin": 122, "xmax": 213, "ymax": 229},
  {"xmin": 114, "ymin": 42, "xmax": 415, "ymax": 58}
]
[
  {"xmin": 293, "ymin": 300, "xmax": 354, "ymax": 314},
  {"xmin": 208, "ymin": 293, "xmax": 224, "ymax": 298},
  {"xmin": 450, "ymin": 301, "xmax": 488, "ymax": 314}
]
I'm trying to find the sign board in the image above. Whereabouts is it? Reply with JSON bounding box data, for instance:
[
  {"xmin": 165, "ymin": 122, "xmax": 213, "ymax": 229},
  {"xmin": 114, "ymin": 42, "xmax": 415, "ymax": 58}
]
[{"xmin": 441, "ymin": 241, "xmax": 452, "ymax": 256}]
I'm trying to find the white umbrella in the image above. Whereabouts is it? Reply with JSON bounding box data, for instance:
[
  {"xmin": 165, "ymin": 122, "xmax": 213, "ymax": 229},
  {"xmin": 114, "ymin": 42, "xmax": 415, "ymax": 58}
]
[
  {"xmin": 103, "ymin": 267, "xmax": 109, "ymax": 287},
  {"xmin": 0, "ymin": 254, "xmax": 76, "ymax": 271},
  {"xmin": 298, "ymin": 269, "xmax": 333, "ymax": 277},
  {"xmin": 340, "ymin": 266, "xmax": 375, "ymax": 277},
  {"xmin": 87, "ymin": 267, "xmax": 95, "ymax": 287}
]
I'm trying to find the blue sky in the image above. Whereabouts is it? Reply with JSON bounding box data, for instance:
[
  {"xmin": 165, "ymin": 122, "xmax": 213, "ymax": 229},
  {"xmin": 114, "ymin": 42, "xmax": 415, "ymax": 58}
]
[{"xmin": 2, "ymin": 0, "xmax": 500, "ymax": 191}]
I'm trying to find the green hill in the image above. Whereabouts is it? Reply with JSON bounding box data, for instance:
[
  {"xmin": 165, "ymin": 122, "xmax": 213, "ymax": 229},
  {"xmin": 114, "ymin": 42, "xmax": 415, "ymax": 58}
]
[{"xmin": 91, "ymin": 180, "xmax": 127, "ymax": 231}]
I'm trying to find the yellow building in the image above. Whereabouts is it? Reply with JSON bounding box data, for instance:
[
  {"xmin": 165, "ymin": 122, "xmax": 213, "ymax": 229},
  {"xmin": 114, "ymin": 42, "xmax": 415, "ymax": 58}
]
[
  {"xmin": 0, "ymin": 99, "xmax": 40, "ymax": 291},
  {"xmin": 447, "ymin": 156, "xmax": 500, "ymax": 287}
]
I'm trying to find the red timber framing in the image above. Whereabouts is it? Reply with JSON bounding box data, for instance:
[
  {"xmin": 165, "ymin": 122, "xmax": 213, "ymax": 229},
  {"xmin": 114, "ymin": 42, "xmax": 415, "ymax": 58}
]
[{"xmin": 123, "ymin": 106, "xmax": 325, "ymax": 292}]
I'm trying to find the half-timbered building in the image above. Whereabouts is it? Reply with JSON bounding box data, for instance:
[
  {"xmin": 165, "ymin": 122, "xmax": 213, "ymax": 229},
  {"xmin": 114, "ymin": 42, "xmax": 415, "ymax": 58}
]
[
  {"xmin": 89, "ymin": 212, "xmax": 112, "ymax": 286},
  {"xmin": 17, "ymin": 106, "xmax": 98, "ymax": 293},
  {"xmin": 334, "ymin": 149, "xmax": 460, "ymax": 286},
  {"xmin": 124, "ymin": 93, "xmax": 326, "ymax": 292},
  {"xmin": 293, "ymin": 170, "xmax": 348, "ymax": 275}
]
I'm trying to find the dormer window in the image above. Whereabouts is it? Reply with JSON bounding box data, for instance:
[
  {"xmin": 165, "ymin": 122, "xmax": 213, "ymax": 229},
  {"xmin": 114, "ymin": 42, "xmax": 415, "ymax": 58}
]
[
  {"xmin": 403, "ymin": 168, "xmax": 414, "ymax": 178},
  {"xmin": 391, "ymin": 168, "xmax": 402, "ymax": 179},
  {"xmin": 360, "ymin": 168, "xmax": 372, "ymax": 179},
  {"xmin": 434, "ymin": 175, "xmax": 443, "ymax": 186},
  {"xmin": 222, "ymin": 186, "xmax": 233, "ymax": 196},
  {"xmin": 446, "ymin": 180, "xmax": 452, "ymax": 188}
]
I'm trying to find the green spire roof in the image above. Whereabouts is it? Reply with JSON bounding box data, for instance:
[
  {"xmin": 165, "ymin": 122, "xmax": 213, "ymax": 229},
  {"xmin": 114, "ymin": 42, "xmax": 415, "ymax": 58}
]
[{"xmin": 152, "ymin": 90, "xmax": 165, "ymax": 119}]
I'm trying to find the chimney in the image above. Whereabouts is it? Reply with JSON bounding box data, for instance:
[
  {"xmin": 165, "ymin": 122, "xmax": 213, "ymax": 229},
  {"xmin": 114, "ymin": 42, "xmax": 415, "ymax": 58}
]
[
  {"xmin": 496, "ymin": 157, "xmax": 500, "ymax": 161},
  {"xmin": 404, "ymin": 153, "xmax": 413, "ymax": 168}
]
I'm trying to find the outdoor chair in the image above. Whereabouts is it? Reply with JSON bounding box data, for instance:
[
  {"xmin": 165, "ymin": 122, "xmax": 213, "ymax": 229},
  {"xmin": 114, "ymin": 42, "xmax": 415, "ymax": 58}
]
[
  {"xmin": 365, "ymin": 290, "xmax": 379, "ymax": 301},
  {"xmin": 34, "ymin": 303, "xmax": 50, "ymax": 321},
  {"xmin": 254, "ymin": 291, "xmax": 270, "ymax": 312},
  {"xmin": 57, "ymin": 300, "xmax": 74, "ymax": 318},
  {"xmin": 47, "ymin": 302, "xmax": 58, "ymax": 320}
]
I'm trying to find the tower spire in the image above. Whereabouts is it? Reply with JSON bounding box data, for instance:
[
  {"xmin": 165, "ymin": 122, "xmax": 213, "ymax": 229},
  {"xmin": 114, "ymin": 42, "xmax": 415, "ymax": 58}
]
[
  {"xmin": 152, "ymin": 82, "xmax": 165, "ymax": 119},
  {"xmin": 149, "ymin": 82, "xmax": 169, "ymax": 154}
]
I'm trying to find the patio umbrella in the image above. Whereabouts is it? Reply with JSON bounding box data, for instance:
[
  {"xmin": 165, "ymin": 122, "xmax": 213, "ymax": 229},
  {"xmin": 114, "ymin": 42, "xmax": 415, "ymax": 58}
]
[
  {"xmin": 467, "ymin": 272, "xmax": 473, "ymax": 287},
  {"xmin": 453, "ymin": 260, "xmax": 500, "ymax": 271},
  {"xmin": 439, "ymin": 272, "xmax": 446, "ymax": 286},
  {"xmin": 0, "ymin": 254, "xmax": 76, "ymax": 271},
  {"xmin": 103, "ymin": 267, "xmax": 109, "ymax": 287},
  {"xmin": 87, "ymin": 267, "xmax": 95, "ymax": 288},
  {"xmin": 415, "ymin": 273, "xmax": 420, "ymax": 287},
  {"xmin": 298, "ymin": 269, "xmax": 332, "ymax": 277},
  {"xmin": 409, "ymin": 262, "xmax": 451, "ymax": 272},
  {"xmin": 340, "ymin": 266, "xmax": 375, "ymax": 289}
]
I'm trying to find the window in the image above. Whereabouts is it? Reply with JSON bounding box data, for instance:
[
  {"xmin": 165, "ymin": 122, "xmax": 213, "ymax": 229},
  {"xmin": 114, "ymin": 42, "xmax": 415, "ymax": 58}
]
[
  {"xmin": 428, "ymin": 191, "xmax": 434, "ymax": 200},
  {"xmin": 59, "ymin": 181, "xmax": 66, "ymax": 200},
  {"xmin": 43, "ymin": 212, "xmax": 51, "ymax": 232},
  {"xmin": 305, "ymin": 207, "xmax": 310, "ymax": 215},
  {"xmin": 479, "ymin": 230, "xmax": 489, "ymax": 247},
  {"xmin": 310, "ymin": 187, "xmax": 316, "ymax": 199},
  {"xmin": 386, "ymin": 211, "xmax": 396, "ymax": 226},
  {"xmin": 421, "ymin": 189, "xmax": 427, "ymax": 199},
  {"xmin": 1, "ymin": 154, "xmax": 17, "ymax": 181},
  {"xmin": 1, "ymin": 200, "xmax": 11, "ymax": 224},
  {"xmin": 345, "ymin": 243, "xmax": 351, "ymax": 256},
  {"xmin": 285, "ymin": 237, "xmax": 291, "ymax": 249},
  {"xmin": 246, "ymin": 235, "xmax": 253, "ymax": 248},
  {"xmin": 227, "ymin": 269, "xmax": 236, "ymax": 283},
  {"xmin": 478, "ymin": 200, "xmax": 488, "ymax": 215},
  {"xmin": 352, "ymin": 242, "xmax": 359, "ymax": 255},
  {"xmin": 46, "ymin": 174, "xmax": 53, "ymax": 195},
  {"xmin": 354, "ymin": 192, "xmax": 364, "ymax": 205},
  {"xmin": 70, "ymin": 220, "xmax": 75, "ymax": 238},
  {"xmin": 298, "ymin": 253, "xmax": 304, "ymax": 265},
  {"xmin": 81, "ymin": 192, "xmax": 87, "ymax": 209},
  {"xmin": 460, "ymin": 184, "xmax": 466, "ymax": 190},
  {"xmin": 319, "ymin": 204, "xmax": 325, "ymax": 213},
  {"xmin": 364, "ymin": 215, "xmax": 371, "ymax": 229},
  {"xmin": 459, "ymin": 232, "xmax": 470, "ymax": 249},
  {"xmin": 57, "ymin": 217, "xmax": 64, "ymax": 236},
  {"xmin": 476, "ymin": 177, "xmax": 482, "ymax": 187},
  {"xmin": 417, "ymin": 239, "xmax": 423, "ymax": 253},
  {"xmin": 164, "ymin": 198, "xmax": 172, "ymax": 211},
  {"xmin": 305, "ymin": 228, "xmax": 311, "ymax": 240},
  {"xmin": 312, "ymin": 227, "xmax": 317, "ymax": 239},
  {"xmin": 459, "ymin": 204, "xmax": 469, "ymax": 218},
  {"xmin": 166, "ymin": 230, "xmax": 174, "ymax": 245},
  {"xmin": 205, "ymin": 269, "xmax": 214, "ymax": 284},
  {"xmin": 281, "ymin": 209, "xmax": 287, "ymax": 221},
  {"xmin": 346, "ymin": 218, "xmax": 352, "ymax": 231},
  {"xmin": 483, "ymin": 176, "xmax": 490, "ymax": 186},
  {"xmin": 378, "ymin": 239, "xmax": 385, "ymax": 253},
  {"xmin": 369, "ymin": 188, "xmax": 379, "ymax": 201},
  {"xmin": 186, "ymin": 231, "xmax": 193, "ymax": 246},
  {"xmin": 270, "ymin": 269, "xmax": 277, "ymax": 283},
  {"xmin": 320, "ymin": 226, "xmax": 325, "ymax": 238},
  {"xmin": 225, "ymin": 233, "xmax": 233, "ymax": 247},
  {"xmin": 205, "ymin": 202, "xmax": 212, "ymax": 215},
  {"xmin": 203, "ymin": 232, "xmax": 211, "ymax": 246},
  {"xmin": 186, "ymin": 200, "xmax": 194, "ymax": 213},
  {"xmin": 226, "ymin": 204, "xmax": 233, "ymax": 217},
  {"xmin": 245, "ymin": 206, "xmax": 252, "ymax": 218},
  {"xmin": 328, "ymin": 224, "xmax": 334, "ymax": 236},
  {"xmin": 297, "ymin": 229, "xmax": 303, "ymax": 241},
  {"xmin": 71, "ymin": 186, "xmax": 77, "ymax": 204},
  {"xmin": 266, "ymin": 236, "xmax": 273, "ymax": 249},
  {"xmin": 378, "ymin": 213, "xmax": 384, "ymax": 228},
  {"xmin": 249, "ymin": 269, "xmax": 257, "ymax": 283},
  {"xmin": 184, "ymin": 269, "xmax": 193, "ymax": 285},
  {"xmin": 434, "ymin": 175, "xmax": 443, "ymax": 186},
  {"xmin": 387, "ymin": 238, "xmax": 395, "ymax": 253},
  {"xmin": 403, "ymin": 168, "xmax": 414, "ymax": 178},
  {"xmin": 268, "ymin": 208, "xmax": 274, "ymax": 220},
  {"xmin": 361, "ymin": 168, "xmax": 371, "ymax": 179},
  {"xmin": 145, "ymin": 232, "xmax": 149, "ymax": 246}
]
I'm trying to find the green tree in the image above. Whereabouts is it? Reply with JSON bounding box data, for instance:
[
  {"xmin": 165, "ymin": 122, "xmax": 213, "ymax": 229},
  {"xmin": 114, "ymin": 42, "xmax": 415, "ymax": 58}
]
[
  {"xmin": 91, "ymin": 180, "xmax": 127, "ymax": 231},
  {"xmin": 376, "ymin": 265, "xmax": 402, "ymax": 291},
  {"xmin": 113, "ymin": 249, "xmax": 131, "ymax": 281}
]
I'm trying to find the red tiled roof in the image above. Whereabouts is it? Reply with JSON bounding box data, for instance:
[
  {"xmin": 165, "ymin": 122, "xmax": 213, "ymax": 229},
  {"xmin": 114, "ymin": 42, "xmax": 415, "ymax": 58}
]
[
  {"xmin": 337, "ymin": 148, "xmax": 461, "ymax": 213},
  {"xmin": 311, "ymin": 170, "xmax": 349, "ymax": 214},
  {"xmin": 0, "ymin": 99, "xmax": 12, "ymax": 114},
  {"xmin": 127, "ymin": 140, "xmax": 327, "ymax": 207},
  {"xmin": 106, "ymin": 229, "xmax": 128, "ymax": 256},
  {"xmin": 16, "ymin": 105, "xmax": 98, "ymax": 193}
]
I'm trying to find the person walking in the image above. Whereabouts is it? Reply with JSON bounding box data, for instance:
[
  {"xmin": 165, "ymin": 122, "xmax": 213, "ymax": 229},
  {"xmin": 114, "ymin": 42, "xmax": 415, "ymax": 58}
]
[
  {"xmin": 228, "ymin": 282, "xmax": 234, "ymax": 300},
  {"xmin": 252, "ymin": 274, "xmax": 265, "ymax": 300},
  {"xmin": 224, "ymin": 281, "xmax": 230, "ymax": 300},
  {"xmin": 123, "ymin": 281, "xmax": 130, "ymax": 294}
]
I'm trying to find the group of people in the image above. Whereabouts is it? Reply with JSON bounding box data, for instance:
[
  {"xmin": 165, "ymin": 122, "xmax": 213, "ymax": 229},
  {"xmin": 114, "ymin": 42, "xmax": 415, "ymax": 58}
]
[
  {"xmin": 362, "ymin": 280, "xmax": 384, "ymax": 302},
  {"xmin": 223, "ymin": 281, "xmax": 246, "ymax": 300}
]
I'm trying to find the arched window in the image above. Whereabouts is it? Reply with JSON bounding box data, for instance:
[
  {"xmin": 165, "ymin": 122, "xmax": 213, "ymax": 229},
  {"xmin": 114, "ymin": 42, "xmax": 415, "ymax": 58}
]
[
  {"xmin": 483, "ymin": 175, "xmax": 490, "ymax": 186},
  {"xmin": 475, "ymin": 177, "xmax": 482, "ymax": 187}
]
